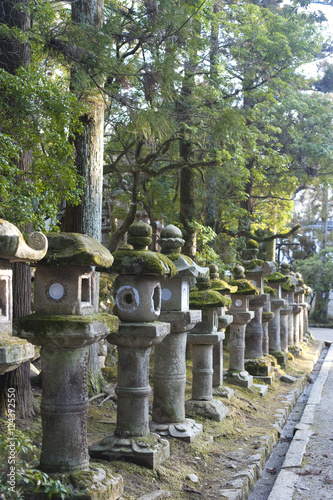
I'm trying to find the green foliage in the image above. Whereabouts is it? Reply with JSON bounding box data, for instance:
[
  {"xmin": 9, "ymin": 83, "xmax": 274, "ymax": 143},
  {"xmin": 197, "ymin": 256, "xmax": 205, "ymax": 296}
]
[
  {"xmin": 295, "ymin": 247, "xmax": 333, "ymax": 293},
  {"xmin": 0, "ymin": 421, "xmax": 69, "ymax": 499},
  {"xmin": 0, "ymin": 63, "xmax": 84, "ymax": 232}
]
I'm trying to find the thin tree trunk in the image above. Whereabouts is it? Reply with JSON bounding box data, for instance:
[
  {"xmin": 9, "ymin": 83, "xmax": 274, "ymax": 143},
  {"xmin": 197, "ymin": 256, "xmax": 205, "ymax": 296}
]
[{"xmin": 62, "ymin": 0, "xmax": 105, "ymax": 395}]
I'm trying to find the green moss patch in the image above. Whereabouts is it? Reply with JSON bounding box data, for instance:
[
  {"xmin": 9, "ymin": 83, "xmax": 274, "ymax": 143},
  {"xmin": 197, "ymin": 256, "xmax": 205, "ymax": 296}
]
[
  {"xmin": 228, "ymin": 278, "xmax": 260, "ymax": 296},
  {"xmin": 243, "ymin": 259, "xmax": 264, "ymax": 271},
  {"xmin": 112, "ymin": 250, "xmax": 177, "ymax": 277},
  {"xmin": 43, "ymin": 232, "xmax": 114, "ymax": 267},
  {"xmin": 189, "ymin": 290, "xmax": 231, "ymax": 309},
  {"xmin": 210, "ymin": 279, "xmax": 238, "ymax": 294},
  {"xmin": 264, "ymin": 285, "xmax": 276, "ymax": 297},
  {"xmin": 265, "ymin": 271, "xmax": 290, "ymax": 283},
  {"xmin": 282, "ymin": 283, "xmax": 296, "ymax": 292}
]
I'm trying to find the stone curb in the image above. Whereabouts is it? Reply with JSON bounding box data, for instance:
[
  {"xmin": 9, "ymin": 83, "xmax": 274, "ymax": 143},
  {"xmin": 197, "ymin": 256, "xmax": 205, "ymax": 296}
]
[
  {"xmin": 267, "ymin": 342, "xmax": 333, "ymax": 500},
  {"xmin": 218, "ymin": 341, "xmax": 324, "ymax": 500}
]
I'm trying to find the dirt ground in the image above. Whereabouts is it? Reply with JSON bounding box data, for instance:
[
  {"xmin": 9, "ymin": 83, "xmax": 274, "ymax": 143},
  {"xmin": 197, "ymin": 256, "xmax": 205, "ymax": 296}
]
[{"xmin": 11, "ymin": 336, "xmax": 321, "ymax": 500}]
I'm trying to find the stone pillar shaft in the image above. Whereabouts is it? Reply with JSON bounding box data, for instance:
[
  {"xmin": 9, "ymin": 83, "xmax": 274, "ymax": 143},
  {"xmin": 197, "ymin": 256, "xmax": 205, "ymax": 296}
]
[
  {"xmin": 280, "ymin": 307, "xmax": 292, "ymax": 352},
  {"xmin": 268, "ymin": 299, "xmax": 284, "ymax": 351},
  {"xmin": 40, "ymin": 346, "xmax": 89, "ymax": 472},
  {"xmin": 153, "ymin": 332, "xmax": 186, "ymax": 423},
  {"xmin": 245, "ymin": 307, "xmax": 263, "ymax": 359},
  {"xmin": 116, "ymin": 345, "xmax": 151, "ymax": 437},
  {"xmin": 192, "ymin": 343, "xmax": 214, "ymax": 401},
  {"xmin": 229, "ymin": 323, "xmax": 246, "ymax": 371}
]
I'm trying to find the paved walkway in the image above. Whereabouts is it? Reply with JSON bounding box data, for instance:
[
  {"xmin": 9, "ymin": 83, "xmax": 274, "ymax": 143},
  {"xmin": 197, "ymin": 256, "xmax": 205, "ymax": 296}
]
[{"xmin": 268, "ymin": 327, "xmax": 333, "ymax": 500}]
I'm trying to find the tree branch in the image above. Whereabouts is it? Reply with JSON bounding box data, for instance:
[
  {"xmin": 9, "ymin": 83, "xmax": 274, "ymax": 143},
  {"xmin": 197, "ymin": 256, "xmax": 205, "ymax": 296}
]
[{"xmin": 219, "ymin": 224, "xmax": 301, "ymax": 242}]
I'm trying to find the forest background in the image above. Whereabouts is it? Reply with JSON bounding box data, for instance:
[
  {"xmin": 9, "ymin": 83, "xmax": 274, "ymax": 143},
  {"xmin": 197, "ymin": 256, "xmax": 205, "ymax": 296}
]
[{"xmin": 3, "ymin": 0, "xmax": 333, "ymax": 320}]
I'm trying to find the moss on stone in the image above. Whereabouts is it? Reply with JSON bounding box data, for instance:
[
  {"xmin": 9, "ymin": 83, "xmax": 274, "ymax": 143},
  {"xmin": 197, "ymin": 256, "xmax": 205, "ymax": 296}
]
[
  {"xmin": 245, "ymin": 358, "xmax": 271, "ymax": 376},
  {"xmin": 189, "ymin": 289, "xmax": 231, "ymax": 309},
  {"xmin": 282, "ymin": 282, "xmax": 296, "ymax": 292},
  {"xmin": 246, "ymin": 239, "xmax": 259, "ymax": 249},
  {"xmin": 15, "ymin": 313, "xmax": 119, "ymax": 333},
  {"xmin": 264, "ymin": 285, "xmax": 276, "ymax": 297},
  {"xmin": 228, "ymin": 279, "xmax": 260, "ymax": 296},
  {"xmin": 43, "ymin": 233, "xmax": 114, "ymax": 267},
  {"xmin": 243, "ymin": 259, "xmax": 264, "ymax": 271},
  {"xmin": 167, "ymin": 253, "xmax": 193, "ymax": 265},
  {"xmin": 112, "ymin": 249, "xmax": 177, "ymax": 277},
  {"xmin": 210, "ymin": 279, "xmax": 238, "ymax": 294},
  {"xmin": 262, "ymin": 311, "xmax": 274, "ymax": 321},
  {"xmin": 265, "ymin": 271, "xmax": 290, "ymax": 283}
]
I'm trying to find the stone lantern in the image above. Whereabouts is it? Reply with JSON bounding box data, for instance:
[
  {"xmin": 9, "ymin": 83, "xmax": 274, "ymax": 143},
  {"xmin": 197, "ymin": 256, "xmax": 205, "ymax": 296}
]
[
  {"xmin": 265, "ymin": 271, "xmax": 290, "ymax": 366},
  {"xmin": 0, "ymin": 219, "xmax": 47, "ymax": 375},
  {"xmin": 242, "ymin": 240, "xmax": 275, "ymax": 362},
  {"xmin": 208, "ymin": 264, "xmax": 235, "ymax": 397},
  {"xmin": 295, "ymin": 273, "xmax": 307, "ymax": 343},
  {"xmin": 15, "ymin": 233, "xmax": 121, "ymax": 487},
  {"xmin": 225, "ymin": 266, "xmax": 260, "ymax": 388},
  {"xmin": 150, "ymin": 224, "xmax": 205, "ymax": 442},
  {"xmin": 185, "ymin": 276, "xmax": 230, "ymax": 421},
  {"xmin": 280, "ymin": 264, "xmax": 301, "ymax": 350},
  {"xmin": 90, "ymin": 222, "xmax": 175, "ymax": 468}
]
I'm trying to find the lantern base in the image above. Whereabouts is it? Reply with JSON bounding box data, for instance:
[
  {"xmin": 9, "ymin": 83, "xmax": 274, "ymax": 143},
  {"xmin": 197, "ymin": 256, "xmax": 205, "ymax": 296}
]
[
  {"xmin": 225, "ymin": 370, "xmax": 253, "ymax": 388},
  {"xmin": 89, "ymin": 433, "xmax": 169, "ymax": 469},
  {"xmin": 150, "ymin": 418, "xmax": 202, "ymax": 443},
  {"xmin": 185, "ymin": 399, "xmax": 228, "ymax": 422},
  {"xmin": 212, "ymin": 384, "xmax": 235, "ymax": 399}
]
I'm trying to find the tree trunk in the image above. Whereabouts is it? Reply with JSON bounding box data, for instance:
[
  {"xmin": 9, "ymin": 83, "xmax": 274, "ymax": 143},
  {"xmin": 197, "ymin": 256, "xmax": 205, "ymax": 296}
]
[
  {"xmin": 62, "ymin": 0, "xmax": 105, "ymax": 395},
  {"xmin": 0, "ymin": 0, "xmax": 34, "ymax": 419},
  {"xmin": 179, "ymin": 56, "xmax": 197, "ymax": 258}
]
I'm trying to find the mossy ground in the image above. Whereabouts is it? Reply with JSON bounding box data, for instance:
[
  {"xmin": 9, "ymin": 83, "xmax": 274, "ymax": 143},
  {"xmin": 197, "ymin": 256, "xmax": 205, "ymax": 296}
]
[{"xmin": 10, "ymin": 337, "xmax": 321, "ymax": 499}]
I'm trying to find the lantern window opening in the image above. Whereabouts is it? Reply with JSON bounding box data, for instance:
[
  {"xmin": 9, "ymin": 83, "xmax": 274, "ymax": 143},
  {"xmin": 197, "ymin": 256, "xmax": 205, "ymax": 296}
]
[{"xmin": 81, "ymin": 275, "xmax": 92, "ymax": 306}]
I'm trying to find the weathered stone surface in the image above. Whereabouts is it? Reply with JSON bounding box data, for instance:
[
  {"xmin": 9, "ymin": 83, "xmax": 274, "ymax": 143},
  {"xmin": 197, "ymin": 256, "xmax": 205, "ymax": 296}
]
[
  {"xmin": 14, "ymin": 314, "xmax": 118, "ymax": 348},
  {"xmin": 185, "ymin": 398, "xmax": 228, "ymax": 422},
  {"xmin": 34, "ymin": 266, "xmax": 100, "ymax": 316},
  {"xmin": 150, "ymin": 419, "xmax": 202, "ymax": 443},
  {"xmin": 280, "ymin": 374, "xmax": 297, "ymax": 384},
  {"xmin": 0, "ymin": 219, "xmax": 48, "ymax": 262},
  {"xmin": 90, "ymin": 434, "xmax": 170, "ymax": 469},
  {"xmin": 139, "ymin": 490, "xmax": 171, "ymax": 500},
  {"xmin": 42, "ymin": 232, "xmax": 112, "ymax": 267},
  {"xmin": 0, "ymin": 335, "xmax": 34, "ymax": 375}
]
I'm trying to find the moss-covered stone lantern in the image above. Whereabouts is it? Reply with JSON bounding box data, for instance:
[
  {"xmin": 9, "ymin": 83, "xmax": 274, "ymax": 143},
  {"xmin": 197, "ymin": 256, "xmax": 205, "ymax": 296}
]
[
  {"xmin": 280, "ymin": 263, "xmax": 301, "ymax": 351},
  {"xmin": 295, "ymin": 272, "xmax": 308, "ymax": 343},
  {"xmin": 265, "ymin": 271, "xmax": 290, "ymax": 366},
  {"xmin": 90, "ymin": 222, "xmax": 175, "ymax": 468},
  {"xmin": 185, "ymin": 275, "xmax": 231, "ymax": 421},
  {"xmin": 14, "ymin": 233, "xmax": 122, "ymax": 493},
  {"xmin": 225, "ymin": 265, "xmax": 260, "ymax": 388},
  {"xmin": 150, "ymin": 225, "xmax": 205, "ymax": 442},
  {"xmin": 242, "ymin": 240, "xmax": 275, "ymax": 362},
  {"xmin": 0, "ymin": 219, "xmax": 47, "ymax": 375},
  {"xmin": 209, "ymin": 264, "xmax": 235, "ymax": 398}
]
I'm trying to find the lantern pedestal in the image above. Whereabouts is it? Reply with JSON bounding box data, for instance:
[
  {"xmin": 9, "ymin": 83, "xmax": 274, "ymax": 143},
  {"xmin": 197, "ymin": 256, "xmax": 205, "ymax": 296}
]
[
  {"xmin": 151, "ymin": 310, "xmax": 203, "ymax": 442},
  {"xmin": 186, "ymin": 332, "xmax": 228, "ymax": 422},
  {"xmin": 90, "ymin": 322, "xmax": 170, "ymax": 468}
]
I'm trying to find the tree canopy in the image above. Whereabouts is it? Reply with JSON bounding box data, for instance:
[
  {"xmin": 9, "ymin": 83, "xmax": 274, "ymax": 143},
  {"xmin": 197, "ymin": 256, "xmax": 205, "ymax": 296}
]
[{"xmin": 1, "ymin": 0, "xmax": 333, "ymax": 262}]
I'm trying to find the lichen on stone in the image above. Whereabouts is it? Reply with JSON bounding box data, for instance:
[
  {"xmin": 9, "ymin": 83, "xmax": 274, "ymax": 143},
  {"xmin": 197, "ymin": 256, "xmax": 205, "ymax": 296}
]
[
  {"xmin": 246, "ymin": 239, "xmax": 259, "ymax": 249},
  {"xmin": 264, "ymin": 285, "xmax": 277, "ymax": 297},
  {"xmin": 210, "ymin": 279, "xmax": 238, "ymax": 294},
  {"xmin": 228, "ymin": 278, "xmax": 260, "ymax": 296},
  {"xmin": 243, "ymin": 259, "xmax": 264, "ymax": 271},
  {"xmin": 265, "ymin": 271, "xmax": 290, "ymax": 283},
  {"xmin": 262, "ymin": 311, "xmax": 274, "ymax": 321},
  {"xmin": 189, "ymin": 289, "xmax": 231, "ymax": 309},
  {"xmin": 43, "ymin": 233, "xmax": 113, "ymax": 268},
  {"xmin": 111, "ymin": 249, "xmax": 177, "ymax": 277},
  {"xmin": 282, "ymin": 282, "xmax": 296, "ymax": 292}
]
